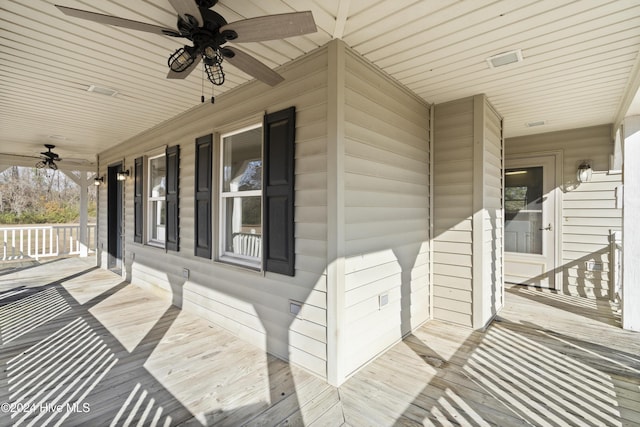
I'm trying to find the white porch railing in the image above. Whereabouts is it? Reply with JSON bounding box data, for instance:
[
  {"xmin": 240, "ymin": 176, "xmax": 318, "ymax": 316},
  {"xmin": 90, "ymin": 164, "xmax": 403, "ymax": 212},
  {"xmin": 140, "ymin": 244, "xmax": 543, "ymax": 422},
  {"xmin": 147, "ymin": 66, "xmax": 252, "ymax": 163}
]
[
  {"xmin": 232, "ymin": 232, "xmax": 262, "ymax": 258},
  {"xmin": 1, "ymin": 224, "xmax": 96, "ymax": 261}
]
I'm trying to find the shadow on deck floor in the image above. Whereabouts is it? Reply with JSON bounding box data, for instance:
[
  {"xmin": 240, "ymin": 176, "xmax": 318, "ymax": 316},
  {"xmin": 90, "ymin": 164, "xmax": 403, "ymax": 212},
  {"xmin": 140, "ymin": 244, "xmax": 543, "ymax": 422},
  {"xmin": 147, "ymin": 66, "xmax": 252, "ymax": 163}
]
[{"xmin": 0, "ymin": 257, "xmax": 639, "ymax": 426}]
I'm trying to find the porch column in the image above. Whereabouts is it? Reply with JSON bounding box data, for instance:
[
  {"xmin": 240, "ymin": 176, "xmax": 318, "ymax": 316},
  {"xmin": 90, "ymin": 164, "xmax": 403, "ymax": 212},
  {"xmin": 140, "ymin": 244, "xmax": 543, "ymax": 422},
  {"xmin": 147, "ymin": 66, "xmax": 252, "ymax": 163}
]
[
  {"xmin": 622, "ymin": 116, "xmax": 640, "ymax": 332},
  {"xmin": 325, "ymin": 39, "xmax": 347, "ymax": 386},
  {"xmin": 62, "ymin": 171, "xmax": 93, "ymax": 258},
  {"xmin": 78, "ymin": 172, "xmax": 91, "ymax": 257}
]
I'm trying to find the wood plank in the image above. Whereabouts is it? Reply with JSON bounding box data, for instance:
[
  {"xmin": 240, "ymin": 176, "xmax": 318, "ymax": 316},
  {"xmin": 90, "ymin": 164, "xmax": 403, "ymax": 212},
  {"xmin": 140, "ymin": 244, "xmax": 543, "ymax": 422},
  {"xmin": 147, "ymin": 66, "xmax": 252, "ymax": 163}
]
[{"xmin": 2, "ymin": 256, "xmax": 639, "ymax": 426}]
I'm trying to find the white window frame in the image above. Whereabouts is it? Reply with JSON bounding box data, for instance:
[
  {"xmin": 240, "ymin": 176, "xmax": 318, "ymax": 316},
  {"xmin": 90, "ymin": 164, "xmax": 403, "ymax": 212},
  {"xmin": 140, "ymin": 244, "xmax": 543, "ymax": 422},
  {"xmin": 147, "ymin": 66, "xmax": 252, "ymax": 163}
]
[
  {"xmin": 147, "ymin": 152, "xmax": 166, "ymax": 248},
  {"xmin": 218, "ymin": 123, "xmax": 263, "ymax": 269}
]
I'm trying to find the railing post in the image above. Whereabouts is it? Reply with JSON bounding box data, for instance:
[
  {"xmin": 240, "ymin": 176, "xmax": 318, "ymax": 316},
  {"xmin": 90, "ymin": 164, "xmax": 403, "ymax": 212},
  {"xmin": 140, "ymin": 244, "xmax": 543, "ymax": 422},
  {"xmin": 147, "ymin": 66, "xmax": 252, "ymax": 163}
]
[
  {"xmin": 611, "ymin": 231, "xmax": 621, "ymax": 302},
  {"xmin": 49, "ymin": 227, "xmax": 54, "ymax": 256},
  {"xmin": 19, "ymin": 228, "xmax": 24, "ymax": 259},
  {"xmin": 34, "ymin": 228, "xmax": 39, "ymax": 261},
  {"xmin": 10, "ymin": 229, "xmax": 15, "ymax": 259}
]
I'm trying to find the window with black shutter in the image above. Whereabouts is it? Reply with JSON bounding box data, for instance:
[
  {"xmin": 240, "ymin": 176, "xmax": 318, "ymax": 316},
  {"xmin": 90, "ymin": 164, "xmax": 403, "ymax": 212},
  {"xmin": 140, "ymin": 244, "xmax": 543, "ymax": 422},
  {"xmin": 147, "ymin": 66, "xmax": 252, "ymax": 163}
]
[{"xmin": 215, "ymin": 108, "xmax": 295, "ymax": 273}]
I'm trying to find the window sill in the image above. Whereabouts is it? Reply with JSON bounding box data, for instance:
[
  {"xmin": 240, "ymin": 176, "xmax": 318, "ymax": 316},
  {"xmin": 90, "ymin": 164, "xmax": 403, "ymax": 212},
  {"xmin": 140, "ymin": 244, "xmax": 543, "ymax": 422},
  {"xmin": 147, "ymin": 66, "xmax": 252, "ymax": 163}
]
[
  {"xmin": 217, "ymin": 255, "xmax": 262, "ymax": 273},
  {"xmin": 145, "ymin": 241, "xmax": 166, "ymax": 250}
]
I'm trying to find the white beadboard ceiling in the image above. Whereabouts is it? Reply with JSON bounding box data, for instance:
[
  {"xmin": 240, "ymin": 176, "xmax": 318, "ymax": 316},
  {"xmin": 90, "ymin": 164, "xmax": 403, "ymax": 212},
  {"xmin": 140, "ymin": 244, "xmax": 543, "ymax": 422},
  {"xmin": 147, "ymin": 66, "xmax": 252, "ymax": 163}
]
[{"xmin": 1, "ymin": 0, "xmax": 639, "ymax": 167}]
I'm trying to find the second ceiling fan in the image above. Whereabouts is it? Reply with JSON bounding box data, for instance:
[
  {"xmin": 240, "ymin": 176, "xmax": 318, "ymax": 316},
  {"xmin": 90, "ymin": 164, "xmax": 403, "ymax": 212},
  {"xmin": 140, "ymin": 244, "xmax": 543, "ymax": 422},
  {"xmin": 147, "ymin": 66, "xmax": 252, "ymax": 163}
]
[{"xmin": 56, "ymin": 0, "xmax": 317, "ymax": 87}]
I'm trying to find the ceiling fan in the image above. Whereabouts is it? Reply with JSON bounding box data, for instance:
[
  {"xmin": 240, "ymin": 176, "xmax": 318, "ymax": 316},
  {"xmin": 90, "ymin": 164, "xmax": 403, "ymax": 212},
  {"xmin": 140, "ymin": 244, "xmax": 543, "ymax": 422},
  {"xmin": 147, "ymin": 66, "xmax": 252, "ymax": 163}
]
[
  {"xmin": 55, "ymin": 0, "xmax": 317, "ymax": 87},
  {"xmin": 36, "ymin": 144, "xmax": 62, "ymax": 170},
  {"xmin": 3, "ymin": 145, "xmax": 90, "ymax": 171}
]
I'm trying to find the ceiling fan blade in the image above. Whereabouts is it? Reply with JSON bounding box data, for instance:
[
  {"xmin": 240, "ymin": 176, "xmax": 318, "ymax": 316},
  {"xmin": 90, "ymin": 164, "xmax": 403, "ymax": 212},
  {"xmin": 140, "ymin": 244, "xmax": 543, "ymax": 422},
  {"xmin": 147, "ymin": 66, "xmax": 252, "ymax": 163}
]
[
  {"xmin": 167, "ymin": 55, "xmax": 201, "ymax": 79},
  {"xmin": 55, "ymin": 5, "xmax": 178, "ymax": 36},
  {"xmin": 168, "ymin": 0, "xmax": 203, "ymax": 27},
  {"xmin": 221, "ymin": 12, "xmax": 316, "ymax": 43},
  {"xmin": 60, "ymin": 157, "xmax": 91, "ymax": 165},
  {"xmin": 224, "ymin": 47, "xmax": 284, "ymax": 87}
]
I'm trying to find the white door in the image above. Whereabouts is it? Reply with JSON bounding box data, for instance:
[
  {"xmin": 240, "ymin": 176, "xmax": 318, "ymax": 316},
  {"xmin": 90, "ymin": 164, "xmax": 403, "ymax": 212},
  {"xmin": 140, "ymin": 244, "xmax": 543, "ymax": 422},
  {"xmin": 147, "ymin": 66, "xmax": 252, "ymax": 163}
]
[{"xmin": 504, "ymin": 155, "xmax": 557, "ymax": 288}]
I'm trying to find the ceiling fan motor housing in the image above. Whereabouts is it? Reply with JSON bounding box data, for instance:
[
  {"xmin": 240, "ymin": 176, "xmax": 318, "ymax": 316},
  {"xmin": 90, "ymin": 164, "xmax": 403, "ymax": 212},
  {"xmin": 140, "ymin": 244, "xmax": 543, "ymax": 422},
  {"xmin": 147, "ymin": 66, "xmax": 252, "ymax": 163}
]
[
  {"xmin": 178, "ymin": 8, "xmax": 230, "ymax": 54},
  {"xmin": 195, "ymin": 0, "xmax": 217, "ymax": 8},
  {"xmin": 41, "ymin": 144, "xmax": 60, "ymax": 159}
]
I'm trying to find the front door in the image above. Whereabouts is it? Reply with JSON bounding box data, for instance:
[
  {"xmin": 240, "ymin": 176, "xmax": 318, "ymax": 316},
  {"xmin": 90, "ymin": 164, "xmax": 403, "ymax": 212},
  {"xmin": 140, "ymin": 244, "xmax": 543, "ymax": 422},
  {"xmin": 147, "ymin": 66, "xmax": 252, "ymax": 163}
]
[
  {"xmin": 504, "ymin": 155, "xmax": 557, "ymax": 288},
  {"xmin": 107, "ymin": 163, "xmax": 124, "ymax": 275}
]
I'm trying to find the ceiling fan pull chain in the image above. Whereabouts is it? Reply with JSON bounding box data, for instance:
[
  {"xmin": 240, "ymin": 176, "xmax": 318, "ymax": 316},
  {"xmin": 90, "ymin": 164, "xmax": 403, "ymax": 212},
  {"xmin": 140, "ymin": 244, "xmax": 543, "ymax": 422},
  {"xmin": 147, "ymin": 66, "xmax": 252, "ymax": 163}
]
[{"xmin": 201, "ymin": 63, "xmax": 205, "ymax": 103}]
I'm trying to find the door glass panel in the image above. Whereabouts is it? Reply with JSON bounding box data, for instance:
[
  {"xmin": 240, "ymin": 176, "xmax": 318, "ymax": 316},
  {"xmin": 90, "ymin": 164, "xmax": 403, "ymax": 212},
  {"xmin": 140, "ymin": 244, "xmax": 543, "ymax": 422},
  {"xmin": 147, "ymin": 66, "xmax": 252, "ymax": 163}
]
[{"xmin": 504, "ymin": 167, "xmax": 543, "ymax": 254}]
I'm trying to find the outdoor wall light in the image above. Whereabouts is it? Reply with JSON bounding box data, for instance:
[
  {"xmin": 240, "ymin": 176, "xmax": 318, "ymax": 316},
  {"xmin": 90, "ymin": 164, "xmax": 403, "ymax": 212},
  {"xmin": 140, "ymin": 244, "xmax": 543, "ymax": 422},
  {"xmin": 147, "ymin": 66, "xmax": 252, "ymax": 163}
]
[
  {"xmin": 577, "ymin": 161, "xmax": 593, "ymax": 183},
  {"xmin": 94, "ymin": 176, "xmax": 104, "ymax": 186},
  {"xmin": 116, "ymin": 170, "xmax": 130, "ymax": 181}
]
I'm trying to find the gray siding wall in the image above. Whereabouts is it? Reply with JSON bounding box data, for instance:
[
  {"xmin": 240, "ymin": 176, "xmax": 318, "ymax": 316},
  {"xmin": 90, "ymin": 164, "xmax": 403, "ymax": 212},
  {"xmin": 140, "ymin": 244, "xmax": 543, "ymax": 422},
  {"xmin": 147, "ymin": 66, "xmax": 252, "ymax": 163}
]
[
  {"xmin": 97, "ymin": 40, "xmax": 433, "ymax": 384},
  {"xmin": 506, "ymin": 125, "xmax": 621, "ymax": 298},
  {"xmin": 97, "ymin": 48, "xmax": 330, "ymax": 378},
  {"xmin": 341, "ymin": 49, "xmax": 431, "ymax": 376},
  {"xmin": 433, "ymin": 98, "xmax": 474, "ymax": 327},
  {"xmin": 478, "ymin": 98, "xmax": 504, "ymax": 325},
  {"xmin": 433, "ymin": 95, "xmax": 504, "ymax": 328}
]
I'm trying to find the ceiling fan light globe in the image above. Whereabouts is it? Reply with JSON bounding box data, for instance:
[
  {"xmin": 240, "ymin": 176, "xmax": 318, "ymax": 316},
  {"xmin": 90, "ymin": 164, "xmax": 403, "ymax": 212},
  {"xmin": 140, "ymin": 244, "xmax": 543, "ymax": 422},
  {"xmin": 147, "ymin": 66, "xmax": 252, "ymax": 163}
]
[
  {"xmin": 168, "ymin": 47, "xmax": 196, "ymax": 72},
  {"xmin": 205, "ymin": 61, "xmax": 225, "ymax": 86},
  {"xmin": 203, "ymin": 46, "xmax": 217, "ymax": 59}
]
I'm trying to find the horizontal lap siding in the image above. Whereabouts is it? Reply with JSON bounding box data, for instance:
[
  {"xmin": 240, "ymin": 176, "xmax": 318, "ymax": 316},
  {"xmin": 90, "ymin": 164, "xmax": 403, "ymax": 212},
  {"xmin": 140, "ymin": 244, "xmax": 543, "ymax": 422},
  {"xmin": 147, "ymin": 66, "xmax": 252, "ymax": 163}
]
[
  {"xmin": 506, "ymin": 125, "xmax": 620, "ymax": 298},
  {"xmin": 433, "ymin": 98, "xmax": 474, "ymax": 327},
  {"xmin": 342, "ymin": 51, "xmax": 430, "ymax": 376},
  {"xmin": 98, "ymin": 49, "xmax": 329, "ymax": 378},
  {"xmin": 483, "ymin": 102, "xmax": 504, "ymax": 318}
]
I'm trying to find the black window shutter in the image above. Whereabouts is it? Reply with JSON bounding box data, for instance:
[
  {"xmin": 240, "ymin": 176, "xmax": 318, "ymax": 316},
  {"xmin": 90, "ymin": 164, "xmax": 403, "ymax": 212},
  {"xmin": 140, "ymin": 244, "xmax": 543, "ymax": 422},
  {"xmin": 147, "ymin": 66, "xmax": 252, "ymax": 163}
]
[
  {"xmin": 166, "ymin": 145, "xmax": 180, "ymax": 251},
  {"xmin": 195, "ymin": 134, "xmax": 213, "ymax": 258},
  {"xmin": 263, "ymin": 107, "xmax": 295, "ymax": 276},
  {"xmin": 134, "ymin": 156, "xmax": 143, "ymax": 243}
]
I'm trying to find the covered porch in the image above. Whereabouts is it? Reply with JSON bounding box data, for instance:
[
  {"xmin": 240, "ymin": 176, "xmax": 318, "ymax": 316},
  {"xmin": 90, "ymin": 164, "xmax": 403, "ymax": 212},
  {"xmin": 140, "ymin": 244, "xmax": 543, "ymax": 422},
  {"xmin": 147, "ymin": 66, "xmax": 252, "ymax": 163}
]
[
  {"xmin": 1, "ymin": 256, "xmax": 638, "ymax": 426},
  {"xmin": 0, "ymin": 159, "xmax": 98, "ymax": 262}
]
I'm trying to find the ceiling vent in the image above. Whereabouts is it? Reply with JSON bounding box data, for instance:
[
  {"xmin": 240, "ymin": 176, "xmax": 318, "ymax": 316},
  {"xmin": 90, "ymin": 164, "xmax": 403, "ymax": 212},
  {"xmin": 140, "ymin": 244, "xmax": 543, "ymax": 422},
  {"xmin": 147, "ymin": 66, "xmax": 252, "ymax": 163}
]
[
  {"xmin": 87, "ymin": 85, "xmax": 118, "ymax": 97},
  {"xmin": 486, "ymin": 49, "xmax": 523, "ymax": 68}
]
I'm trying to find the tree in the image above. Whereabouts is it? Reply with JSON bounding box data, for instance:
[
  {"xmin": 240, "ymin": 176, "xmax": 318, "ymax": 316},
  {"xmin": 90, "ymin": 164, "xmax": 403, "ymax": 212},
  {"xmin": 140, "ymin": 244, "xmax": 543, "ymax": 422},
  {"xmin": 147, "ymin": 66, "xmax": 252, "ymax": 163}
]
[{"xmin": 0, "ymin": 167, "xmax": 96, "ymax": 224}]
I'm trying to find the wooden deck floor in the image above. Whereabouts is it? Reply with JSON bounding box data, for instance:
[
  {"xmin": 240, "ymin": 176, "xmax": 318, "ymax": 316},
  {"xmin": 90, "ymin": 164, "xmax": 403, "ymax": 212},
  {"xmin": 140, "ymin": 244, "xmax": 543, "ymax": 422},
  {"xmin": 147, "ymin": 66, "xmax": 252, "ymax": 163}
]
[{"xmin": 0, "ymin": 257, "xmax": 639, "ymax": 426}]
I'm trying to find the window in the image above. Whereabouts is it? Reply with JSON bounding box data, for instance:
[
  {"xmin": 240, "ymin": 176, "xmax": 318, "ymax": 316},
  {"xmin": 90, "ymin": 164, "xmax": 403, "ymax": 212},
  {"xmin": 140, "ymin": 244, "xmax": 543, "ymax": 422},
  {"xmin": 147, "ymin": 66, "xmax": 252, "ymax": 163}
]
[
  {"xmin": 148, "ymin": 154, "xmax": 166, "ymax": 246},
  {"xmin": 210, "ymin": 107, "xmax": 295, "ymax": 274},
  {"xmin": 134, "ymin": 146, "xmax": 179, "ymax": 250},
  {"xmin": 220, "ymin": 125, "xmax": 263, "ymax": 267}
]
